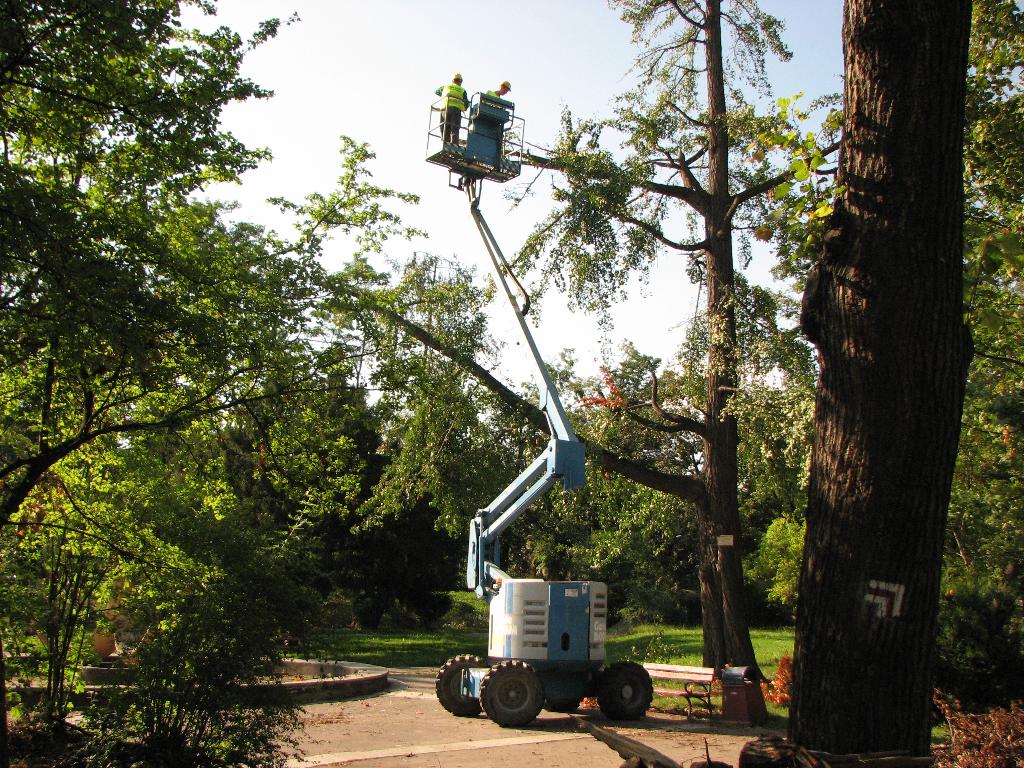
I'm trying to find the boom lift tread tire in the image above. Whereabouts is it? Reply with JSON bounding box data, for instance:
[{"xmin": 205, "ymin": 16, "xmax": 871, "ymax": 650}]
[
  {"xmin": 435, "ymin": 654, "xmax": 484, "ymax": 716},
  {"xmin": 597, "ymin": 661, "xmax": 653, "ymax": 720},
  {"xmin": 480, "ymin": 660, "xmax": 545, "ymax": 727}
]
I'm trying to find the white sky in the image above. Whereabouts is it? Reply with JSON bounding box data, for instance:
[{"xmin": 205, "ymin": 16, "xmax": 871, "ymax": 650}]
[{"xmin": 188, "ymin": 1, "xmax": 844, "ymax": 387}]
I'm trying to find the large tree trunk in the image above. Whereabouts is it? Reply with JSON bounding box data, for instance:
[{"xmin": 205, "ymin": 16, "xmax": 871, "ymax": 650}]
[
  {"xmin": 791, "ymin": 0, "xmax": 973, "ymax": 754},
  {"xmin": 702, "ymin": 221, "xmax": 757, "ymax": 670},
  {"xmin": 700, "ymin": 0, "xmax": 758, "ymax": 671},
  {"xmin": 698, "ymin": 501, "xmax": 726, "ymax": 668}
]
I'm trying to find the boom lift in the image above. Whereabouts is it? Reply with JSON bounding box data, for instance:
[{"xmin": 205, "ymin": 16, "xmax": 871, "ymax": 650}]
[{"xmin": 426, "ymin": 93, "xmax": 653, "ymax": 727}]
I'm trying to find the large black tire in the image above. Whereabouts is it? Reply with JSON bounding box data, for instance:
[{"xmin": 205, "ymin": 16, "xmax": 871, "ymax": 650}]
[
  {"xmin": 480, "ymin": 660, "xmax": 545, "ymax": 727},
  {"xmin": 597, "ymin": 661, "xmax": 653, "ymax": 720},
  {"xmin": 544, "ymin": 697, "xmax": 583, "ymax": 713},
  {"xmin": 435, "ymin": 654, "xmax": 484, "ymax": 716}
]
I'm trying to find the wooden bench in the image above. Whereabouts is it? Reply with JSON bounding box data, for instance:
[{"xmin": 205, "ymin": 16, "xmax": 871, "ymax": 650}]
[{"xmin": 643, "ymin": 663, "xmax": 717, "ymax": 718}]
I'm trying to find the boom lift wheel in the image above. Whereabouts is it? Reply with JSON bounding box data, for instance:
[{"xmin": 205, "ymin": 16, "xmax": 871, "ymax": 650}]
[
  {"xmin": 435, "ymin": 654, "xmax": 484, "ymax": 716},
  {"xmin": 597, "ymin": 661, "xmax": 653, "ymax": 720},
  {"xmin": 480, "ymin": 660, "xmax": 545, "ymax": 727}
]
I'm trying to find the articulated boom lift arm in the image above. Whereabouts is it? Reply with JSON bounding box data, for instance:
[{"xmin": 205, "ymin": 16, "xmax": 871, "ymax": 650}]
[
  {"xmin": 429, "ymin": 97, "xmax": 653, "ymax": 732},
  {"xmin": 465, "ymin": 181, "xmax": 585, "ymax": 598}
]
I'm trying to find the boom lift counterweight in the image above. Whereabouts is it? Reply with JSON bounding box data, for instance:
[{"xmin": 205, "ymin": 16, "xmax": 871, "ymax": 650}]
[{"xmin": 427, "ymin": 95, "xmax": 653, "ymax": 727}]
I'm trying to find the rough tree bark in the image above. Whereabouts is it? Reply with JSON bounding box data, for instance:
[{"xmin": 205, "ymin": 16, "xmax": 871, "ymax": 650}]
[{"xmin": 791, "ymin": 0, "xmax": 973, "ymax": 755}]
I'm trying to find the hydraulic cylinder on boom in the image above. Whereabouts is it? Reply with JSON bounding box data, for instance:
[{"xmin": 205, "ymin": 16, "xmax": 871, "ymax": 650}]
[{"xmin": 426, "ymin": 93, "xmax": 653, "ymax": 727}]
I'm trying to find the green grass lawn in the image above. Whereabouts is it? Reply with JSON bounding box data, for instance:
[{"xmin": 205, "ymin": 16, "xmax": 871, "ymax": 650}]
[
  {"xmin": 302, "ymin": 595, "xmax": 972, "ymax": 743},
  {"xmin": 306, "ymin": 608, "xmax": 794, "ymax": 674},
  {"xmin": 307, "ymin": 626, "xmax": 489, "ymax": 667},
  {"xmin": 605, "ymin": 624, "xmax": 794, "ymax": 677}
]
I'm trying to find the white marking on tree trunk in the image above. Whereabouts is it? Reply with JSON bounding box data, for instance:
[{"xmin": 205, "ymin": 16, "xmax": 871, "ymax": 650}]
[{"xmin": 864, "ymin": 580, "xmax": 906, "ymax": 618}]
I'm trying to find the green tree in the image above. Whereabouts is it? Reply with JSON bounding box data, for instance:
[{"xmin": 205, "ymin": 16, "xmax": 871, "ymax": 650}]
[
  {"xmin": 0, "ymin": 2, "xmax": 419, "ymax": 531},
  {"xmin": 72, "ymin": 423, "xmax": 315, "ymax": 768},
  {"xmin": 518, "ymin": 352, "xmax": 705, "ymax": 623},
  {"xmin": 8, "ymin": 462, "xmax": 118, "ymax": 725},
  {"xmin": 937, "ymin": 0, "xmax": 1024, "ymax": 710},
  {"xmin": 0, "ymin": 0, "xmax": 300, "ymax": 528},
  {"xmin": 1, "ymin": 4, "xmax": 282, "ymax": 757},
  {"xmin": 344, "ymin": 254, "xmax": 506, "ymax": 532},
  {"xmin": 569, "ymin": 278, "xmax": 815, "ymax": 623},
  {"xmin": 346, "ymin": 252, "xmax": 816, "ymax": 634},
  {"xmin": 521, "ymin": 0, "xmax": 834, "ymax": 670},
  {"xmin": 0, "ymin": 2, "xmax": 421, "ymax": 759},
  {"xmin": 745, "ymin": 514, "xmax": 805, "ymax": 617},
  {"xmin": 311, "ymin": 254, "xmax": 521, "ymax": 621}
]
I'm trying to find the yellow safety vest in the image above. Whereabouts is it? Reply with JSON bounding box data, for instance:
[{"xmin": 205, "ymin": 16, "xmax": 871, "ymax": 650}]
[{"xmin": 437, "ymin": 83, "xmax": 468, "ymax": 111}]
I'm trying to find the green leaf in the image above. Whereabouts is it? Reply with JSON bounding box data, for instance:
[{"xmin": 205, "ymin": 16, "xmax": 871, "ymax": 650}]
[{"xmin": 790, "ymin": 158, "xmax": 810, "ymax": 182}]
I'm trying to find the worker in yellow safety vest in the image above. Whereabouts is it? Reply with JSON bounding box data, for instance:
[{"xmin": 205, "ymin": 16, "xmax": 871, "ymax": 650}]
[
  {"xmin": 435, "ymin": 73, "xmax": 468, "ymax": 145},
  {"xmin": 486, "ymin": 81, "xmax": 511, "ymax": 100}
]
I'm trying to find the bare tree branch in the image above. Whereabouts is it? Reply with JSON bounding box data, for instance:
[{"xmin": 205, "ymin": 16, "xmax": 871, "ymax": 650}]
[
  {"xmin": 639, "ymin": 178, "xmax": 710, "ymax": 212},
  {"xmin": 669, "ymin": 0, "xmax": 707, "ymax": 29},
  {"xmin": 618, "ymin": 213, "xmax": 709, "ymax": 252},
  {"xmin": 7, "ymin": 77, "xmax": 141, "ymax": 119},
  {"xmin": 974, "ymin": 350, "xmax": 1024, "ymax": 369},
  {"xmin": 370, "ymin": 303, "xmax": 707, "ymax": 504},
  {"xmin": 623, "ymin": 407, "xmax": 701, "ymax": 435},
  {"xmin": 599, "ymin": 449, "xmax": 706, "ymax": 503},
  {"xmin": 648, "ymin": 366, "xmax": 708, "ymax": 436},
  {"xmin": 666, "ymin": 100, "xmax": 709, "ymax": 129},
  {"xmin": 525, "ymin": 150, "xmax": 710, "ymax": 214}
]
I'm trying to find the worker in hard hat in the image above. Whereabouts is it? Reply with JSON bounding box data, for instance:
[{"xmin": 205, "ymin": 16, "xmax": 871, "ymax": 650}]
[
  {"xmin": 487, "ymin": 81, "xmax": 512, "ymax": 99},
  {"xmin": 435, "ymin": 73, "xmax": 468, "ymax": 146}
]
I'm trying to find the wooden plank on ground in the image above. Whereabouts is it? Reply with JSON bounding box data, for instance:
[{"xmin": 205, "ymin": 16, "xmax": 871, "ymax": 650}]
[{"xmin": 569, "ymin": 714, "xmax": 680, "ymax": 768}]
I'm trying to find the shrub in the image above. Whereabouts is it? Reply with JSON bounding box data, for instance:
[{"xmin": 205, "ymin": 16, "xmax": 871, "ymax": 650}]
[
  {"xmin": 935, "ymin": 572, "xmax": 1024, "ymax": 709},
  {"xmin": 934, "ymin": 693, "xmax": 1024, "ymax": 768},
  {"xmin": 81, "ymin": 587, "xmax": 300, "ymax": 766},
  {"xmin": 318, "ymin": 589, "xmax": 356, "ymax": 629},
  {"xmin": 78, "ymin": 526, "xmax": 313, "ymax": 767},
  {"xmin": 439, "ymin": 591, "xmax": 488, "ymax": 630},
  {"xmin": 746, "ymin": 515, "xmax": 805, "ymax": 621},
  {"xmin": 615, "ymin": 584, "xmax": 701, "ymax": 626},
  {"xmin": 351, "ymin": 590, "xmax": 453, "ymax": 630},
  {"xmin": 760, "ymin": 652, "xmax": 792, "ymax": 706}
]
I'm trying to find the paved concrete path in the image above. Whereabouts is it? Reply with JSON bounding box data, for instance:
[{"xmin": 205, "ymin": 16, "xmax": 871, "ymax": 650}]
[{"xmin": 288, "ymin": 668, "xmax": 778, "ymax": 767}]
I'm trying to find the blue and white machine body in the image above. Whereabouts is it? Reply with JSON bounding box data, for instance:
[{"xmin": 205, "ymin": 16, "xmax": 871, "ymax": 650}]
[{"xmin": 487, "ymin": 579, "xmax": 607, "ymax": 663}]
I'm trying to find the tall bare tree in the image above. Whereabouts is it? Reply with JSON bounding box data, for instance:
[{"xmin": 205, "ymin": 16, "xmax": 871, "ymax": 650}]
[{"xmin": 523, "ymin": 0, "xmax": 833, "ymax": 669}]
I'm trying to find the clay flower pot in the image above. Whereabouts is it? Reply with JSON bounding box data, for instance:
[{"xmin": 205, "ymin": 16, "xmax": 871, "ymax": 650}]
[{"xmin": 91, "ymin": 630, "xmax": 116, "ymax": 658}]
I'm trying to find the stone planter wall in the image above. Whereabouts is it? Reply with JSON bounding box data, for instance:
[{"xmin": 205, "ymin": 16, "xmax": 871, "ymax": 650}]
[{"xmin": 13, "ymin": 658, "xmax": 389, "ymax": 710}]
